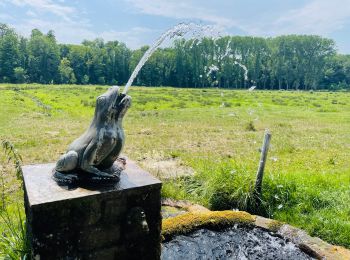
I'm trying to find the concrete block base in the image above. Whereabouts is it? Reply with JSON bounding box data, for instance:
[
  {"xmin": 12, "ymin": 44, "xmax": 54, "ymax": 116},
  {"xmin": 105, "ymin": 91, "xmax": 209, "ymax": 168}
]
[{"xmin": 23, "ymin": 161, "xmax": 162, "ymax": 260}]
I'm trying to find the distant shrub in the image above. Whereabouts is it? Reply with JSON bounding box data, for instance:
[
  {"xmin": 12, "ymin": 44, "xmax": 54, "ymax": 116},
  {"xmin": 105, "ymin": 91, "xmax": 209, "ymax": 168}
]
[
  {"xmin": 317, "ymin": 108, "xmax": 339, "ymax": 112},
  {"xmin": 245, "ymin": 121, "xmax": 256, "ymax": 131},
  {"xmin": 97, "ymin": 77, "xmax": 105, "ymax": 84},
  {"xmin": 200, "ymin": 100, "xmax": 214, "ymax": 106},
  {"xmin": 14, "ymin": 67, "xmax": 28, "ymax": 84},
  {"xmin": 177, "ymin": 101, "xmax": 187, "ymax": 109},
  {"xmin": 82, "ymin": 75, "xmax": 89, "ymax": 84},
  {"xmin": 272, "ymin": 98, "xmax": 287, "ymax": 106},
  {"xmin": 81, "ymin": 100, "xmax": 95, "ymax": 107},
  {"xmin": 169, "ymin": 151, "xmax": 181, "ymax": 159},
  {"xmin": 81, "ymin": 100, "xmax": 89, "ymax": 107}
]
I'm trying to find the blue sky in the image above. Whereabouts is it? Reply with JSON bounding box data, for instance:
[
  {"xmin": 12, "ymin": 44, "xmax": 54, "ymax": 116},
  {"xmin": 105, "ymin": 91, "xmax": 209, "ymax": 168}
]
[{"xmin": 1, "ymin": 0, "xmax": 350, "ymax": 53}]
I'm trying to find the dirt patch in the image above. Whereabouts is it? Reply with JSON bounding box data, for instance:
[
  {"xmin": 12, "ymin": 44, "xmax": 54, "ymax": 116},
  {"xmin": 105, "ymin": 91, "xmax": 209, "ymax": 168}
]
[{"xmin": 140, "ymin": 157, "xmax": 194, "ymax": 179}]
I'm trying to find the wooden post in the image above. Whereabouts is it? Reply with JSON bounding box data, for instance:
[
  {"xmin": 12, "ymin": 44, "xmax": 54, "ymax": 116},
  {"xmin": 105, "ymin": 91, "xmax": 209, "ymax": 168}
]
[{"xmin": 254, "ymin": 130, "xmax": 271, "ymax": 203}]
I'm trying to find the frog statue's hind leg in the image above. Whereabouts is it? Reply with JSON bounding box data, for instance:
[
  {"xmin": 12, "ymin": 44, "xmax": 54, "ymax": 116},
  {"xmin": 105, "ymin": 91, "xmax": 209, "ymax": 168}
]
[{"xmin": 53, "ymin": 151, "xmax": 79, "ymax": 184}]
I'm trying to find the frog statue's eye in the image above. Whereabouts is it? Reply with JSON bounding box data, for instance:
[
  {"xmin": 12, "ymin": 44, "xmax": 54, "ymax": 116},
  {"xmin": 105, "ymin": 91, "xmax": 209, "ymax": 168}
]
[{"xmin": 96, "ymin": 96, "xmax": 106, "ymax": 107}]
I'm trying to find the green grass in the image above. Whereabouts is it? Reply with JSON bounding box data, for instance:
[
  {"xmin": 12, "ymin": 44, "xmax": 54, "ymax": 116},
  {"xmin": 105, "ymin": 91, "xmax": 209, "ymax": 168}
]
[
  {"xmin": 0, "ymin": 84, "xmax": 349, "ymax": 250},
  {"xmin": 0, "ymin": 204, "xmax": 29, "ymax": 259}
]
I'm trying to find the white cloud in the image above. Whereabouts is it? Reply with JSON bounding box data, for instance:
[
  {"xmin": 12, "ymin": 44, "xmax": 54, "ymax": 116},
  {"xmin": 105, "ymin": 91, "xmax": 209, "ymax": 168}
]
[
  {"xmin": 5, "ymin": 0, "xmax": 350, "ymax": 51},
  {"xmin": 126, "ymin": 0, "xmax": 350, "ymax": 38},
  {"xmin": 26, "ymin": 10, "xmax": 38, "ymax": 17},
  {"xmin": 11, "ymin": 17, "xmax": 155, "ymax": 48},
  {"xmin": 4, "ymin": 0, "xmax": 154, "ymax": 48},
  {"xmin": 241, "ymin": 0, "xmax": 350, "ymax": 36},
  {"xmin": 5, "ymin": 0, "xmax": 95, "ymax": 44},
  {"xmin": 126, "ymin": 0, "xmax": 241, "ymax": 30},
  {"xmin": 0, "ymin": 13, "xmax": 14, "ymax": 20},
  {"xmin": 274, "ymin": 0, "xmax": 350, "ymax": 35},
  {"xmin": 5, "ymin": 0, "xmax": 75, "ymax": 21},
  {"xmin": 99, "ymin": 27, "xmax": 158, "ymax": 49},
  {"xmin": 11, "ymin": 18, "xmax": 94, "ymax": 43}
]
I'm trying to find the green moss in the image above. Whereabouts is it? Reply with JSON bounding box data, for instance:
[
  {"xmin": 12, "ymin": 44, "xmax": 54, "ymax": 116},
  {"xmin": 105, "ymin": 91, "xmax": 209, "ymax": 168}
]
[
  {"xmin": 267, "ymin": 220, "xmax": 284, "ymax": 232},
  {"xmin": 162, "ymin": 210, "xmax": 254, "ymax": 241}
]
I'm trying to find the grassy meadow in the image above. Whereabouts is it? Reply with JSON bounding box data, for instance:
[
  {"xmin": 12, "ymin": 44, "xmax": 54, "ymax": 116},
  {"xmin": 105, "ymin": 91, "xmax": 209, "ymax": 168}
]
[{"xmin": 0, "ymin": 84, "xmax": 349, "ymax": 251}]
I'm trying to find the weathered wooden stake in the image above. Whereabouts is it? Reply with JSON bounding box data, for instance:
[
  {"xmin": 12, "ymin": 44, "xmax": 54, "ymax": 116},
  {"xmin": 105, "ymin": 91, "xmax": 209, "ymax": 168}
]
[{"xmin": 254, "ymin": 129, "xmax": 271, "ymax": 204}]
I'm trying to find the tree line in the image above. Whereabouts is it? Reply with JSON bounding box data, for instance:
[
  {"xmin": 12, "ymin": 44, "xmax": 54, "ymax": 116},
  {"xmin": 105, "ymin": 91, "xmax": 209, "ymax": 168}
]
[{"xmin": 0, "ymin": 23, "xmax": 349, "ymax": 90}]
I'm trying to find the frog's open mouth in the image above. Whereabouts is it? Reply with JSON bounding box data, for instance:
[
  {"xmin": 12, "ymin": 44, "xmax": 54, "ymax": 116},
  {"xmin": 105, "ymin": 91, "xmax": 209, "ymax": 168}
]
[
  {"xmin": 114, "ymin": 93, "xmax": 130, "ymax": 107},
  {"xmin": 113, "ymin": 93, "xmax": 131, "ymax": 118}
]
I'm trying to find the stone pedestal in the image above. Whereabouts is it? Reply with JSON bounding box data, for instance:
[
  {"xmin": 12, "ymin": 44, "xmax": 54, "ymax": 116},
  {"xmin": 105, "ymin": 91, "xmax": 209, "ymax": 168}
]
[{"xmin": 22, "ymin": 161, "xmax": 162, "ymax": 260}]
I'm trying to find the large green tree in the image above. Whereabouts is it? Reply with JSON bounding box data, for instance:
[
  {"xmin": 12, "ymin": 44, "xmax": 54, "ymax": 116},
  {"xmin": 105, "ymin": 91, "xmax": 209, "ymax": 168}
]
[
  {"xmin": 0, "ymin": 24, "xmax": 19, "ymax": 82},
  {"xmin": 0, "ymin": 23, "xmax": 346, "ymax": 90},
  {"xmin": 27, "ymin": 29, "xmax": 60, "ymax": 83},
  {"xmin": 58, "ymin": 57, "xmax": 76, "ymax": 84}
]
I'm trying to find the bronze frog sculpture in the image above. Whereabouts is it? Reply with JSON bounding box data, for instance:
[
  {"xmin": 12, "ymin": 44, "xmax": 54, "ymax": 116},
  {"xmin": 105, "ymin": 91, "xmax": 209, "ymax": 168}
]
[{"xmin": 53, "ymin": 86, "xmax": 131, "ymax": 185}]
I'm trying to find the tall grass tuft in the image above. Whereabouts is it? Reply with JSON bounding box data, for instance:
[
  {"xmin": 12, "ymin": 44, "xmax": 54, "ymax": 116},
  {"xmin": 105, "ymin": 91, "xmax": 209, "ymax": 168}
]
[
  {"xmin": 0, "ymin": 140, "xmax": 29, "ymax": 259},
  {"xmin": 0, "ymin": 205, "xmax": 29, "ymax": 260},
  {"xmin": 245, "ymin": 121, "xmax": 256, "ymax": 131},
  {"xmin": 1, "ymin": 140, "xmax": 23, "ymax": 210},
  {"xmin": 1, "ymin": 140, "xmax": 23, "ymax": 182},
  {"xmin": 162, "ymin": 158, "xmax": 350, "ymax": 248}
]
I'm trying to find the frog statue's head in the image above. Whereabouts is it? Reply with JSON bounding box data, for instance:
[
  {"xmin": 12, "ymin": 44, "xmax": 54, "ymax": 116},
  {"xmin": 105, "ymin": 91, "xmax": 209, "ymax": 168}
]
[{"xmin": 95, "ymin": 86, "xmax": 131, "ymax": 121}]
